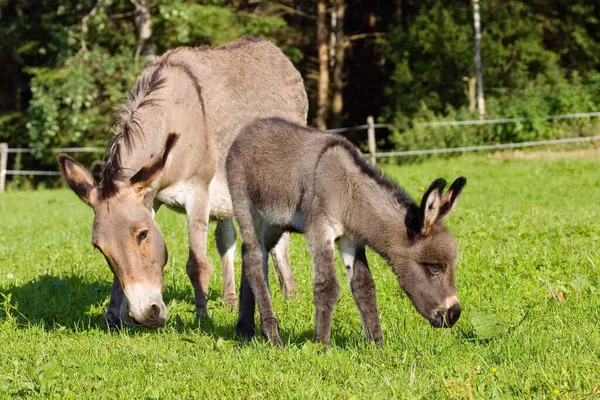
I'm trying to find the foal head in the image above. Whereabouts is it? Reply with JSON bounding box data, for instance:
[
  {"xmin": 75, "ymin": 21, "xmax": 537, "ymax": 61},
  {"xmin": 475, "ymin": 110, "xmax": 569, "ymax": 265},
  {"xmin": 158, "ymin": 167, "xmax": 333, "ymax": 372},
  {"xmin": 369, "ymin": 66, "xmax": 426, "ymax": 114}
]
[{"xmin": 394, "ymin": 177, "xmax": 467, "ymax": 328}]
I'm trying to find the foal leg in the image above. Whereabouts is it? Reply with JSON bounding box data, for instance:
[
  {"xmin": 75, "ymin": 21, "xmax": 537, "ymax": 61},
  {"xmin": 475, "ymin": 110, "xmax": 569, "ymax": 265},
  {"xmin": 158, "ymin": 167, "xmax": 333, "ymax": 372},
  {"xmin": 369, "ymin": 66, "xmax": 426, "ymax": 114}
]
[
  {"xmin": 105, "ymin": 275, "xmax": 127, "ymax": 328},
  {"xmin": 306, "ymin": 220, "xmax": 340, "ymax": 346},
  {"xmin": 236, "ymin": 214, "xmax": 281, "ymax": 345},
  {"xmin": 337, "ymin": 237, "xmax": 382, "ymax": 343},
  {"xmin": 258, "ymin": 223, "xmax": 286, "ymax": 343},
  {"xmin": 270, "ymin": 232, "xmax": 298, "ymax": 299},
  {"xmin": 215, "ymin": 218, "xmax": 238, "ymax": 308},
  {"xmin": 185, "ymin": 187, "xmax": 213, "ymax": 318}
]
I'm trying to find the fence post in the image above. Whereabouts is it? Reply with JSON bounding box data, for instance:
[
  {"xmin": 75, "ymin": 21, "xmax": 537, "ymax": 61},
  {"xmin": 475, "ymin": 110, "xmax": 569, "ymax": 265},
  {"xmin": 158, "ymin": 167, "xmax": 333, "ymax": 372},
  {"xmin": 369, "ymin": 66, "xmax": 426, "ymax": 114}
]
[
  {"xmin": 0, "ymin": 143, "xmax": 7, "ymax": 193},
  {"xmin": 367, "ymin": 116, "xmax": 376, "ymax": 165}
]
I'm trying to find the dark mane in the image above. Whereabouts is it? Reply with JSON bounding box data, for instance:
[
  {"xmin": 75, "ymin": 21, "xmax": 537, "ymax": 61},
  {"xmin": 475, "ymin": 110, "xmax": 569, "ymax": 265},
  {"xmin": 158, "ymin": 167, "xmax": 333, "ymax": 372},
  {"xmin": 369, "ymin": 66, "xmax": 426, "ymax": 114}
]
[
  {"xmin": 102, "ymin": 67, "xmax": 166, "ymax": 198},
  {"xmin": 318, "ymin": 133, "xmax": 423, "ymax": 233},
  {"xmin": 101, "ymin": 58, "xmax": 205, "ymax": 199}
]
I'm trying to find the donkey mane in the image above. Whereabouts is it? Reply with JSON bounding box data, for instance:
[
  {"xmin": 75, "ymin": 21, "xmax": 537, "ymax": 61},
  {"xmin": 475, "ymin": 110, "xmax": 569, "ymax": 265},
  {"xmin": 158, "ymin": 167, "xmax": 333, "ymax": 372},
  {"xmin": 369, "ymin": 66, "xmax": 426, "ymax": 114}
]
[
  {"xmin": 325, "ymin": 138, "xmax": 416, "ymax": 207},
  {"xmin": 101, "ymin": 58, "xmax": 205, "ymax": 199},
  {"xmin": 312, "ymin": 124, "xmax": 424, "ymax": 234}
]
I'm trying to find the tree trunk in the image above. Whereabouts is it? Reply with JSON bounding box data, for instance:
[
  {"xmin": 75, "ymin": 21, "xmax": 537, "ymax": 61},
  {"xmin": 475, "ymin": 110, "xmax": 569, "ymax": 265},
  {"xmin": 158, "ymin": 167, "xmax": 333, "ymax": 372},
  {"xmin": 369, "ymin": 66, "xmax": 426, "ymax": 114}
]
[
  {"xmin": 316, "ymin": 0, "xmax": 330, "ymax": 130},
  {"xmin": 467, "ymin": 76, "xmax": 476, "ymax": 112},
  {"xmin": 330, "ymin": 0, "xmax": 346, "ymax": 128},
  {"xmin": 131, "ymin": 0, "xmax": 156, "ymax": 67}
]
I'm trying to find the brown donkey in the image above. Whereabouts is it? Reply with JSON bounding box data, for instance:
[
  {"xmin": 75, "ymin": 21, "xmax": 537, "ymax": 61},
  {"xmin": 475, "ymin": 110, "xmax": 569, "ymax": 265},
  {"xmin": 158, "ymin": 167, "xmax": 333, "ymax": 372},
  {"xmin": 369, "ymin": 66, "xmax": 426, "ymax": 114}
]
[
  {"xmin": 58, "ymin": 37, "xmax": 306, "ymax": 328},
  {"xmin": 227, "ymin": 118, "xmax": 466, "ymax": 346}
]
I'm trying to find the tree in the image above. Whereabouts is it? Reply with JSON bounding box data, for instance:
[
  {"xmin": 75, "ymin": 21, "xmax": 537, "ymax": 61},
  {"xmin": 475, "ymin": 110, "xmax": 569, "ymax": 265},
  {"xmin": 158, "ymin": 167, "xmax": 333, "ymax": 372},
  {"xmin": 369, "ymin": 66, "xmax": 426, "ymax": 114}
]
[{"xmin": 315, "ymin": 0, "xmax": 329, "ymax": 130}]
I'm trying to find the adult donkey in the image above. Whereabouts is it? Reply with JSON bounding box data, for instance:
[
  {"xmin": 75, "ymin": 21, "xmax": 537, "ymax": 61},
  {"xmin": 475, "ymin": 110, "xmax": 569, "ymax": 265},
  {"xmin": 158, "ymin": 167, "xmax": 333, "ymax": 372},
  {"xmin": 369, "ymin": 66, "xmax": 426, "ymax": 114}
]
[
  {"xmin": 58, "ymin": 36, "xmax": 307, "ymax": 328},
  {"xmin": 227, "ymin": 118, "xmax": 466, "ymax": 346}
]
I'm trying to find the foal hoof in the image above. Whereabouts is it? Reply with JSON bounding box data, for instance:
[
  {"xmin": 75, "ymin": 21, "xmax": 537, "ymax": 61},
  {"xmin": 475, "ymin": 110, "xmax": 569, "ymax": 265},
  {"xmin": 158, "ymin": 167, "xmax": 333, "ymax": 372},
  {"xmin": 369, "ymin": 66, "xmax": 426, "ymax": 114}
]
[
  {"xmin": 260, "ymin": 318, "xmax": 282, "ymax": 346},
  {"xmin": 236, "ymin": 320, "xmax": 256, "ymax": 342},
  {"xmin": 268, "ymin": 335, "xmax": 283, "ymax": 347}
]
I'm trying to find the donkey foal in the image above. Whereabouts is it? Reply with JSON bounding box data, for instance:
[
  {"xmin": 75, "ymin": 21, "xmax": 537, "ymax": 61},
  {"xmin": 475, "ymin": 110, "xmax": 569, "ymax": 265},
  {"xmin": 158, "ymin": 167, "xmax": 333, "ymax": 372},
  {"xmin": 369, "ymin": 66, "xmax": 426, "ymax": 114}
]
[{"xmin": 227, "ymin": 118, "xmax": 467, "ymax": 346}]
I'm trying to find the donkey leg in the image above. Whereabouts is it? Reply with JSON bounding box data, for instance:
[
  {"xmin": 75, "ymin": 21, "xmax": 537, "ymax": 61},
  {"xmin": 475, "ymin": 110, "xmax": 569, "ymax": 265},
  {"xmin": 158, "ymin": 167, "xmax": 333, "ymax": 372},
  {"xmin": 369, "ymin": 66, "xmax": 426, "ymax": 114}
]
[
  {"xmin": 235, "ymin": 205, "xmax": 260, "ymax": 340},
  {"xmin": 185, "ymin": 188, "xmax": 213, "ymax": 318},
  {"xmin": 306, "ymin": 222, "xmax": 340, "ymax": 346},
  {"xmin": 240, "ymin": 241, "xmax": 281, "ymax": 345},
  {"xmin": 237, "ymin": 268, "xmax": 256, "ymax": 340},
  {"xmin": 105, "ymin": 275, "xmax": 128, "ymax": 328},
  {"xmin": 215, "ymin": 218, "xmax": 238, "ymax": 308},
  {"xmin": 338, "ymin": 238, "xmax": 383, "ymax": 344},
  {"xmin": 236, "ymin": 215, "xmax": 281, "ymax": 345},
  {"xmin": 270, "ymin": 232, "xmax": 298, "ymax": 299}
]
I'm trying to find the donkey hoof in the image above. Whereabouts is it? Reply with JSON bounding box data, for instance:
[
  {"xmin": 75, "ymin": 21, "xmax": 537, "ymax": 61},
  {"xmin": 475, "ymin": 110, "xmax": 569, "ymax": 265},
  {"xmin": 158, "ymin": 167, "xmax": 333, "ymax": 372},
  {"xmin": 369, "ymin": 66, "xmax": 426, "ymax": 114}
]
[
  {"xmin": 260, "ymin": 318, "xmax": 282, "ymax": 346},
  {"xmin": 269, "ymin": 335, "xmax": 283, "ymax": 347},
  {"xmin": 236, "ymin": 320, "xmax": 256, "ymax": 341},
  {"xmin": 195, "ymin": 307, "xmax": 210, "ymax": 320},
  {"xmin": 222, "ymin": 294, "xmax": 238, "ymax": 310},
  {"xmin": 283, "ymin": 288, "xmax": 298, "ymax": 301}
]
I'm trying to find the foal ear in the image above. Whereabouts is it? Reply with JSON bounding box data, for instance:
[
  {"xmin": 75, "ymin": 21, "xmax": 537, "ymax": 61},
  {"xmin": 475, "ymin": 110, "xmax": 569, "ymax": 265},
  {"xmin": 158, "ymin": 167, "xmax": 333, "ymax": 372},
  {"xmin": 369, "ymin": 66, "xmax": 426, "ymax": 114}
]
[
  {"xmin": 419, "ymin": 178, "xmax": 446, "ymax": 236},
  {"xmin": 57, "ymin": 154, "xmax": 99, "ymax": 207},
  {"xmin": 130, "ymin": 133, "xmax": 179, "ymax": 195},
  {"xmin": 437, "ymin": 176, "xmax": 467, "ymax": 222}
]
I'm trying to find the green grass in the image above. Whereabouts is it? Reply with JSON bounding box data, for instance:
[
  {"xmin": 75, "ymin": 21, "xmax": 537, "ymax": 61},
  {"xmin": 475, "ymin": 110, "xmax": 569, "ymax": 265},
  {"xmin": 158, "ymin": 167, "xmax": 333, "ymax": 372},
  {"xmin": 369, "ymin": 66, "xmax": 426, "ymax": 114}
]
[{"xmin": 1, "ymin": 153, "xmax": 599, "ymax": 399}]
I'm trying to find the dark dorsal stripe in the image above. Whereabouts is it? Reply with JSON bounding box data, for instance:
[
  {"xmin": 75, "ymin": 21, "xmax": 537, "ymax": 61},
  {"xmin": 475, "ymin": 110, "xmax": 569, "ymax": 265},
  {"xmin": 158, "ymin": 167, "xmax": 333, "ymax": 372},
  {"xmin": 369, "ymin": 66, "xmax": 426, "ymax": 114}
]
[
  {"xmin": 304, "ymin": 122, "xmax": 423, "ymax": 234},
  {"xmin": 317, "ymin": 132, "xmax": 417, "ymax": 209}
]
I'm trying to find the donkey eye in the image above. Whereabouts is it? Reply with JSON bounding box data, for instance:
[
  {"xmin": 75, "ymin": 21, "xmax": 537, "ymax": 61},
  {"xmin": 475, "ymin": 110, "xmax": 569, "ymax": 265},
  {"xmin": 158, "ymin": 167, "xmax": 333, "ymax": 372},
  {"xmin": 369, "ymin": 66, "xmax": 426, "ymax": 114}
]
[
  {"xmin": 425, "ymin": 263, "xmax": 444, "ymax": 274},
  {"xmin": 137, "ymin": 229, "xmax": 149, "ymax": 244}
]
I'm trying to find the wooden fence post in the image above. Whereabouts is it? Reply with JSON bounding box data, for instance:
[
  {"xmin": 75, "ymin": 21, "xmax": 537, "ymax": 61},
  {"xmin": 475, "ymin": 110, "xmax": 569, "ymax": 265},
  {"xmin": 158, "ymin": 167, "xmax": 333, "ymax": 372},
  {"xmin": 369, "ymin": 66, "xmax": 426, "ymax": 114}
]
[
  {"xmin": 0, "ymin": 143, "xmax": 7, "ymax": 193},
  {"xmin": 367, "ymin": 116, "xmax": 376, "ymax": 165}
]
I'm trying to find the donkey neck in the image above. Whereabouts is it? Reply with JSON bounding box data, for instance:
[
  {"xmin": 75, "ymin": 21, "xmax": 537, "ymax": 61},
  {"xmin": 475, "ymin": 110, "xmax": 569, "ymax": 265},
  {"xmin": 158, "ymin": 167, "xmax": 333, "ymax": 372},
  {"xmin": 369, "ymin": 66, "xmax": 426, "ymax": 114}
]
[
  {"xmin": 325, "ymin": 152, "xmax": 417, "ymax": 264},
  {"xmin": 348, "ymin": 188, "xmax": 413, "ymax": 258}
]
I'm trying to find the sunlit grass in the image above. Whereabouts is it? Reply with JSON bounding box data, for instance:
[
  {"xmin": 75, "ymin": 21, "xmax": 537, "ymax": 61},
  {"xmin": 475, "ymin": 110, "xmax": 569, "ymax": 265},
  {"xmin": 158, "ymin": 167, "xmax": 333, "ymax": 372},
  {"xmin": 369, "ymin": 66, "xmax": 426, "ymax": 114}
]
[{"xmin": 1, "ymin": 153, "xmax": 599, "ymax": 398}]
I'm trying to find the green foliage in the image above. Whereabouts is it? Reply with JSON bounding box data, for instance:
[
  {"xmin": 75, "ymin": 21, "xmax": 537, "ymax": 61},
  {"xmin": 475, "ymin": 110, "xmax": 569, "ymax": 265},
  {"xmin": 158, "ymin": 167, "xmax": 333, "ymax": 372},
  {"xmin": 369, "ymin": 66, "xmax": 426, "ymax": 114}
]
[
  {"xmin": 0, "ymin": 0, "xmax": 300, "ymax": 172},
  {"xmin": 1, "ymin": 154, "xmax": 599, "ymax": 397},
  {"xmin": 155, "ymin": 1, "xmax": 300, "ymax": 62},
  {"xmin": 383, "ymin": 0, "xmax": 600, "ymax": 152},
  {"xmin": 26, "ymin": 48, "xmax": 140, "ymax": 161}
]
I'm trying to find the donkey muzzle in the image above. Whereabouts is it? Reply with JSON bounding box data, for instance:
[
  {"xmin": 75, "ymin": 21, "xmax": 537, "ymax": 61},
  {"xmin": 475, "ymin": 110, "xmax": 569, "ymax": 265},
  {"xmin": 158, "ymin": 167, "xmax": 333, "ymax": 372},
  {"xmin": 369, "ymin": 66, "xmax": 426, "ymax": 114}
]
[
  {"xmin": 430, "ymin": 303, "xmax": 461, "ymax": 328},
  {"xmin": 124, "ymin": 284, "xmax": 168, "ymax": 328}
]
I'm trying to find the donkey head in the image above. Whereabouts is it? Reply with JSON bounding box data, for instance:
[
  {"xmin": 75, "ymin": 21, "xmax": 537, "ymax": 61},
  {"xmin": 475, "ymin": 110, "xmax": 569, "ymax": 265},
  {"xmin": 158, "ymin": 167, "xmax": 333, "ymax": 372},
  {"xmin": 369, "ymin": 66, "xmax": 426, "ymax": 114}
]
[
  {"xmin": 396, "ymin": 177, "xmax": 467, "ymax": 328},
  {"xmin": 57, "ymin": 134, "xmax": 179, "ymax": 328}
]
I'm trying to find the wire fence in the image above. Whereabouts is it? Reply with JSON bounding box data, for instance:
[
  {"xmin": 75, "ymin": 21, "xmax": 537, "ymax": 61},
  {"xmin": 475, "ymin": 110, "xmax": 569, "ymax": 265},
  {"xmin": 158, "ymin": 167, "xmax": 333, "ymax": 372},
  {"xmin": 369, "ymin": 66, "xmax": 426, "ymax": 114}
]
[{"xmin": 1, "ymin": 111, "xmax": 600, "ymax": 191}]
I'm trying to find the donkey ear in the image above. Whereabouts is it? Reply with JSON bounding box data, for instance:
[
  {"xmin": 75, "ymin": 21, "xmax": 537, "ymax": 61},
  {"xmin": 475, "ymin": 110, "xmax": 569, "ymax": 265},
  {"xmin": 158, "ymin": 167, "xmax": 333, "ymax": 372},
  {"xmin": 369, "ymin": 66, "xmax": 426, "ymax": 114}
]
[
  {"xmin": 130, "ymin": 133, "xmax": 179, "ymax": 195},
  {"xmin": 437, "ymin": 177, "xmax": 467, "ymax": 222},
  {"xmin": 57, "ymin": 154, "xmax": 99, "ymax": 207},
  {"xmin": 419, "ymin": 178, "xmax": 446, "ymax": 236}
]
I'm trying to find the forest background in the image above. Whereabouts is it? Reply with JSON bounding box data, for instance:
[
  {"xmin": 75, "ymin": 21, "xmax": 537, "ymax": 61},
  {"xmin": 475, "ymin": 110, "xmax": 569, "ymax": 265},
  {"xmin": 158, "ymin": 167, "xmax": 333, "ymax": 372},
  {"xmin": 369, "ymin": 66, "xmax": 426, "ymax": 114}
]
[{"xmin": 1, "ymin": 0, "xmax": 599, "ymax": 184}]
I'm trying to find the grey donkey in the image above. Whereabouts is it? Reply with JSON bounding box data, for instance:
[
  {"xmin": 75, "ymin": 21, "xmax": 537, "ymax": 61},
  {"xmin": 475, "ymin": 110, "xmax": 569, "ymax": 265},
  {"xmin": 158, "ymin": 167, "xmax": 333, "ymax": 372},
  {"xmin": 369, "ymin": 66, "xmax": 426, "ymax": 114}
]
[
  {"xmin": 58, "ymin": 36, "xmax": 306, "ymax": 328},
  {"xmin": 226, "ymin": 118, "xmax": 467, "ymax": 346}
]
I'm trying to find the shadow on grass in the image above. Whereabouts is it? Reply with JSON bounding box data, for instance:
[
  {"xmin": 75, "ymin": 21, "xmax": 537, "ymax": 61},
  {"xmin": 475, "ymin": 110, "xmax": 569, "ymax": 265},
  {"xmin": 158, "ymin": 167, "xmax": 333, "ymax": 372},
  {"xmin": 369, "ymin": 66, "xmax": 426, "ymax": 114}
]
[
  {"xmin": 0, "ymin": 275, "xmax": 210, "ymax": 334},
  {"xmin": 1, "ymin": 275, "xmax": 364, "ymax": 348},
  {"xmin": 1, "ymin": 275, "xmax": 112, "ymax": 330}
]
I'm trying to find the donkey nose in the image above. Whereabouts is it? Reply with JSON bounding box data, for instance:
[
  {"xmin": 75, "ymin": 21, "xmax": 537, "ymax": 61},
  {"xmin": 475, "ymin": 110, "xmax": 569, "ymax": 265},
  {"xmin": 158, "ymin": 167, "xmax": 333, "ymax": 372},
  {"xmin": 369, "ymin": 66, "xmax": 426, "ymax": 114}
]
[
  {"xmin": 142, "ymin": 302, "xmax": 166, "ymax": 327},
  {"xmin": 149, "ymin": 303, "xmax": 161, "ymax": 319},
  {"xmin": 446, "ymin": 303, "xmax": 461, "ymax": 327}
]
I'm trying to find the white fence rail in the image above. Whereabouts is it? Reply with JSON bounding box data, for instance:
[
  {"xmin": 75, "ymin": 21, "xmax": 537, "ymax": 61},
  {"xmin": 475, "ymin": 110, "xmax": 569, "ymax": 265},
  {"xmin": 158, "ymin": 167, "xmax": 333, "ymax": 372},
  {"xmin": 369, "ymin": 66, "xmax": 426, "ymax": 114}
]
[{"xmin": 1, "ymin": 111, "xmax": 600, "ymax": 192}]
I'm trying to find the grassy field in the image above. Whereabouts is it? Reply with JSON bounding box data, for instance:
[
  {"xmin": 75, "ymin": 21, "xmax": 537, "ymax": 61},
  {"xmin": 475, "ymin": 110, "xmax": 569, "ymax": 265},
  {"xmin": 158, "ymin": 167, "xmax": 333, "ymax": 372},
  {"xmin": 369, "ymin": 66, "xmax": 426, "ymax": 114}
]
[{"xmin": 1, "ymin": 153, "xmax": 599, "ymax": 399}]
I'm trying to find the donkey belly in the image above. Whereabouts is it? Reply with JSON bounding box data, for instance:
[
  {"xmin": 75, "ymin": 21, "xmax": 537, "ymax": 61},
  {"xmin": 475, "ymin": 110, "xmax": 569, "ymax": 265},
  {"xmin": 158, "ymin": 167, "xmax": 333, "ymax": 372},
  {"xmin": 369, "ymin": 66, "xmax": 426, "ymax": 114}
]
[
  {"xmin": 260, "ymin": 207, "xmax": 305, "ymax": 233},
  {"xmin": 155, "ymin": 175, "xmax": 234, "ymax": 220},
  {"xmin": 208, "ymin": 174, "xmax": 234, "ymax": 220}
]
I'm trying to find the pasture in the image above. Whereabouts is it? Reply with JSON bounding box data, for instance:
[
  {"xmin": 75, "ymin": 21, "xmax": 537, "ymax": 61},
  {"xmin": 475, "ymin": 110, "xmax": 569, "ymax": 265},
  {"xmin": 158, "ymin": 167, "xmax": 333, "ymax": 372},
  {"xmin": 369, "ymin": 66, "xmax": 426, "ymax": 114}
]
[{"xmin": 1, "ymin": 153, "xmax": 599, "ymax": 399}]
